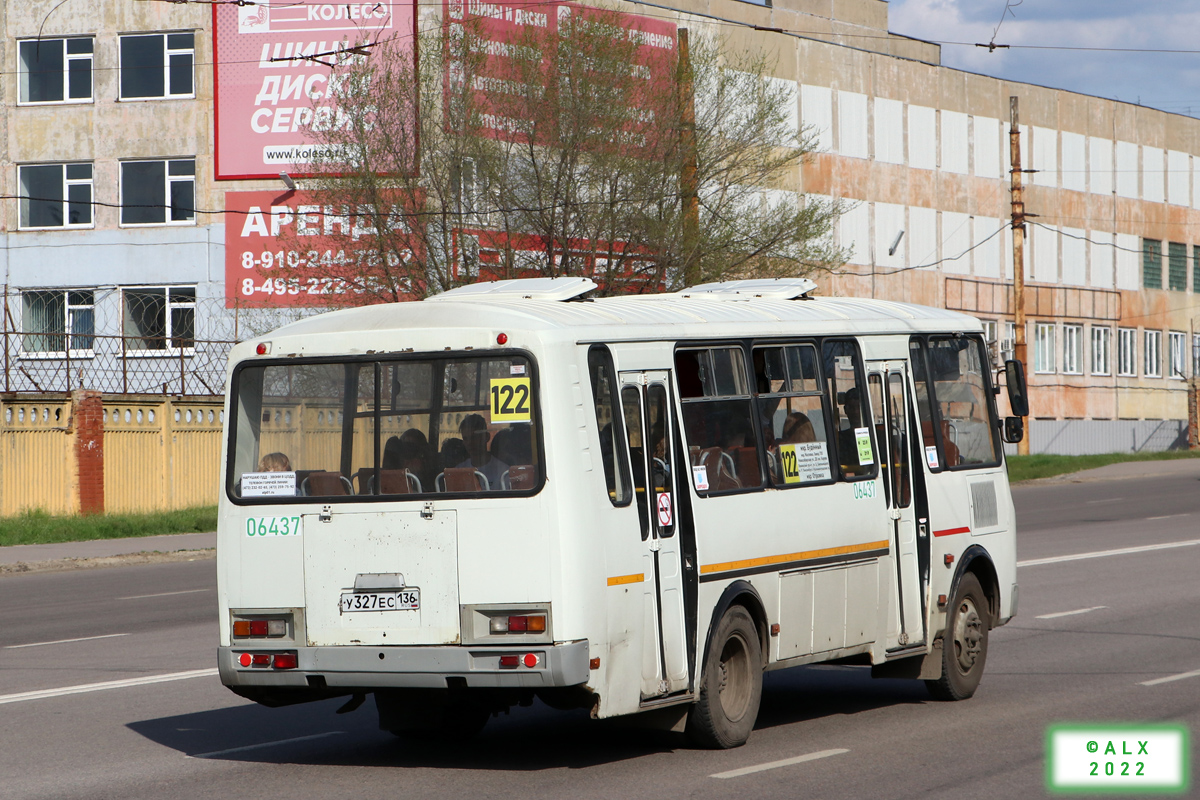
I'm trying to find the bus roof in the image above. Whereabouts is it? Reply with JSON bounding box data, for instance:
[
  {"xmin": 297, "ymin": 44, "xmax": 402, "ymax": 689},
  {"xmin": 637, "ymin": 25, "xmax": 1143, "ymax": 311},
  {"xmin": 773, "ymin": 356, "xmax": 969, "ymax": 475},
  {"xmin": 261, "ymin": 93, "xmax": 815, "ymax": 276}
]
[{"xmin": 243, "ymin": 281, "xmax": 982, "ymax": 359}]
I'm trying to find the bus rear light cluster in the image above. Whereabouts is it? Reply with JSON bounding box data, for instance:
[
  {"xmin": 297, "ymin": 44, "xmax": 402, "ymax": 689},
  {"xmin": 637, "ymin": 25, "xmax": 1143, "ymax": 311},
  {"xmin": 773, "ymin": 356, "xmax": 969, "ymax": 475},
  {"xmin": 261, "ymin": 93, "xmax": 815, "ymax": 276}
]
[
  {"xmin": 233, "ymin": 619, "xmax": 287, "ymax": 638},
  {"xmin": 237, "ymin": 652, "xmax": 298, "ymax": 669},
  {"xmin": 489, "ymin": 614, "xmax": 546, "ymax": 634},
  {"xmin": 499, "ymin": 653, "xmax": 541, "ymax": 669}
]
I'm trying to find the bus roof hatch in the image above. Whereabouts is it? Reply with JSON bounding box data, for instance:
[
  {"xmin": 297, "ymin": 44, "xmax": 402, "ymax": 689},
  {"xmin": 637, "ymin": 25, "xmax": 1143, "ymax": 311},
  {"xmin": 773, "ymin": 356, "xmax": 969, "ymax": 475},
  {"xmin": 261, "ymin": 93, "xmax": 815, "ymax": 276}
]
[
  {"xmin": 679, "ymin": 278, "xmax": 818, "ymax": 301},
  {"xmin": 425, "ymin": 277, "xmax": 598, "ymax": 302}
]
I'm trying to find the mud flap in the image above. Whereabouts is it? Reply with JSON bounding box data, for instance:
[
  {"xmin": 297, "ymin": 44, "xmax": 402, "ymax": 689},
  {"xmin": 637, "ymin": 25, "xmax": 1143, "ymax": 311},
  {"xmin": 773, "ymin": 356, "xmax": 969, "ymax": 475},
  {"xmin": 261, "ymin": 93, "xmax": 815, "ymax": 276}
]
[{"xmin": 871, "ymin": 638, "xmax": 944, "ymax": 681}]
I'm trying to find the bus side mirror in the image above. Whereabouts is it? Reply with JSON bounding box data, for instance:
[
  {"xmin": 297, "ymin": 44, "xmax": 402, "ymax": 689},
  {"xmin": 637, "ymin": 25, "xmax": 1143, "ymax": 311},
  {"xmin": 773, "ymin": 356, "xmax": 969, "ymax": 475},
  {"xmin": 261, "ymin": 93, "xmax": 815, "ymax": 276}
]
[
  {"xmin": 1004, "ymin": 359, "xmax": 1029, "ymax": 417},
  {"xmin": 1002, "ymin": 416, "xmax": 1024, "ymax": 444}
]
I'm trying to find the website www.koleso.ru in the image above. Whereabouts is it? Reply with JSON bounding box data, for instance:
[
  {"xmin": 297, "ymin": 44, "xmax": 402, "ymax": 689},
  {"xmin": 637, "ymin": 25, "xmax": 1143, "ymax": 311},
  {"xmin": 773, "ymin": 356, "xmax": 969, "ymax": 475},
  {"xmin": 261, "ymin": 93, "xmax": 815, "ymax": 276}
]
[{"xmin": 262, "ymin": 144, "xmax": 349, "ymax": 165}]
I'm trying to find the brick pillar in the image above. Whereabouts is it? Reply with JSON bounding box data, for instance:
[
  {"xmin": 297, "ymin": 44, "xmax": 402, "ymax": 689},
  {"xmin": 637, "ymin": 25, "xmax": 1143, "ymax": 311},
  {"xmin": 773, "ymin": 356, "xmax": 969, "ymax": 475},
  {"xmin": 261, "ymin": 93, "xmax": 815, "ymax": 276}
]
[
  {"xmin": 73, "ymin": 390, "xmax": 104, "ymax": 515},
  {"xmin": 1190, "ymin": 381, "xmax": 1199, "ymax": 450}
]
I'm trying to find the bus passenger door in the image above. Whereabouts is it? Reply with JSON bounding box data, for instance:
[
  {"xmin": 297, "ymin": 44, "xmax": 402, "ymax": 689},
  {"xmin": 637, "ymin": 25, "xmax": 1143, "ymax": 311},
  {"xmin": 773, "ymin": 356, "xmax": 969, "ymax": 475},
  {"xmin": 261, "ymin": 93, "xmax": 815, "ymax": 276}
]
[
  {"xmin": 872, "ymin": 365, "xmax": 926, "ymax": 648},
  {"xmin": 620, "ymin": 372, "xmax": 690, "ymax": 699}
]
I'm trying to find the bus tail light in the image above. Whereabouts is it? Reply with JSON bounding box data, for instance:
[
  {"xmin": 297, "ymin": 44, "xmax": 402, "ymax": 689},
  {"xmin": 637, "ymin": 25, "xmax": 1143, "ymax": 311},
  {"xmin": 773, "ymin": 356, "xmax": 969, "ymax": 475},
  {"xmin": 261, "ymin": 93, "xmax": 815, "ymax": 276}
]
[
  {"xmin": 233, "ymin": 618, "xmax": 288, "ymax": 638},
  {"xmin": 251, "ymin": 654, "xmax": 271, "ymax": 667},
  {"xmin": 499, "ymin": 655, "xmax": 519, "ymax": 668},
  {"xmin": 489, "ymin": 614, "xmax": 547, "ymax": 634},
  {"xmin": 272, "ymin": 653, "xmax": 298, "ymax": 670}
]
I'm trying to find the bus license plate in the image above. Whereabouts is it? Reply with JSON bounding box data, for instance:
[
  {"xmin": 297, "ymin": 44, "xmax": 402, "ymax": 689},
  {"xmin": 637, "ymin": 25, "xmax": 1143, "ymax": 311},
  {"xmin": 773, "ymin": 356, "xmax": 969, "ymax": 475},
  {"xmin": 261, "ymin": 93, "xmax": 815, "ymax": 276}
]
[{"xmin": 339, "ymin": 589, "xmax": 420, "ymax": 613}]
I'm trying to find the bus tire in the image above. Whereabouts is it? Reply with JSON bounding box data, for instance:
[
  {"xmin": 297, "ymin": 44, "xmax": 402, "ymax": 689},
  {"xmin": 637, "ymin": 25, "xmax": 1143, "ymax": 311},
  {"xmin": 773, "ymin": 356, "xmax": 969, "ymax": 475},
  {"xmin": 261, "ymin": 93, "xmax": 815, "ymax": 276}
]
[
  {"xmin": 687, "ymin": 605, "xmax": 762, "ymax": 749},
  {"xmin": 926, "ymin": 572, "xmax": 989, "ymax": 701}
]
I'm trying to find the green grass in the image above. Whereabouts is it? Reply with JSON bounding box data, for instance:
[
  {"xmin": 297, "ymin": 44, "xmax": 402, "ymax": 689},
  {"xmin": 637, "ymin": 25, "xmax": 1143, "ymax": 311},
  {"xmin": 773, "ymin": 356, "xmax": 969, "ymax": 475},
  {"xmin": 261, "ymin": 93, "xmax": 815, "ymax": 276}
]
[
  {"xmin": 0, "ymin": 506, "xmax": 217, "ymax": 548},
  {"xmin": 1007, "ymin": 450, "xmax": 1200, "ymax": 483}
]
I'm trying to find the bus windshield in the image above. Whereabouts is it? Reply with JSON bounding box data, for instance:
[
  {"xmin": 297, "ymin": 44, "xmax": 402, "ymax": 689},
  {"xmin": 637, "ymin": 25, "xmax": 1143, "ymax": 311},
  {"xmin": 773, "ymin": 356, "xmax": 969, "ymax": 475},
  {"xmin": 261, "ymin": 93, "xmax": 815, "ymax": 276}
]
[{"xmin": 228, "ymin": 354, "xmax": 541, "ymax": 501}]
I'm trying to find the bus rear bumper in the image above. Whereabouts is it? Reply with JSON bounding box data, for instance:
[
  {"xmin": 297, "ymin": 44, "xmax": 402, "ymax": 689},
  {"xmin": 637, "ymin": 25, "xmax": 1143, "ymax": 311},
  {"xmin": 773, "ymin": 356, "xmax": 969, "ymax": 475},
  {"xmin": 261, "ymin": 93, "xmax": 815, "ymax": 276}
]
[{"xmin": 218, "ymin": 639, "xmax": 591, "ymax": 690}]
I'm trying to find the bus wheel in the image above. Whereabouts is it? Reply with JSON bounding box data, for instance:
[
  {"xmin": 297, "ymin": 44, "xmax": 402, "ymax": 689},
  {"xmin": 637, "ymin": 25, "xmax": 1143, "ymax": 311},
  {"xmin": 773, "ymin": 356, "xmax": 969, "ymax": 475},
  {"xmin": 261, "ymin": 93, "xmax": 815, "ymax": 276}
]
[
  {"xmin": 926, "ymin": 572, "xmax": 989, "ymax": 701},
  {"xmin": 687, "ymin": 605, "xmax": 762, "ymax": 749}
]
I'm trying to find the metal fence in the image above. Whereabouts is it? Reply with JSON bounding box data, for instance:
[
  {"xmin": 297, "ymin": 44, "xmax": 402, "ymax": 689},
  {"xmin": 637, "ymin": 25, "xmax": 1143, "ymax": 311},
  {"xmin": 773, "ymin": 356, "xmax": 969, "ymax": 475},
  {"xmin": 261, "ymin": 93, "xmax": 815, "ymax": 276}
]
[{"xmin": 0, "ymin": 331, "xmax": 235, "ymax": 396}]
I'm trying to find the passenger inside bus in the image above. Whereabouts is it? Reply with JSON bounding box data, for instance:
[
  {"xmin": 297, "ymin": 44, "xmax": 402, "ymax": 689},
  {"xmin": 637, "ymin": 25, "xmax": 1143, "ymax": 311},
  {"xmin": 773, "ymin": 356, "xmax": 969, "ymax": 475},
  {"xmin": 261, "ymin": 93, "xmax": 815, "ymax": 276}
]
[
  {"xmin": 258, "ymin": 452, "xmax": 291, "ymax": 472},
  {"xmin": 781, "ymin": 412, "xmax": 816, "ymax": 443},
  {"xmin": 456, "ymin": 413, "xmax": 508, "ymax": 489},
  {"xmin": 836, "ymin": 387, "xmax": 867, "ymax": 475}
]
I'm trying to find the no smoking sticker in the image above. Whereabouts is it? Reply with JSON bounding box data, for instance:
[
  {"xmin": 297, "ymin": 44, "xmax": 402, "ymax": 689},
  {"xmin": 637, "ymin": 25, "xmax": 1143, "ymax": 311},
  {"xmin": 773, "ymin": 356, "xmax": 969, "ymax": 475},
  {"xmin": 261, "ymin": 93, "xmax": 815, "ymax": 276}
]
[{"xmin": 656, "ymin": 492, "xmax": 673, "ymax": 527}]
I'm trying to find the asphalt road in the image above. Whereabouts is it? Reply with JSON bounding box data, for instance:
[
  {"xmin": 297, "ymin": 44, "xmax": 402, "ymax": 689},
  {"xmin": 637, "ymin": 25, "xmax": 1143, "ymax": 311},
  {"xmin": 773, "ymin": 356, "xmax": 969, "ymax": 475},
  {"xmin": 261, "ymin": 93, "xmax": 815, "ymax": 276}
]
[{"xmin": 3, "ymin": 465, "xmax": 1200, "ymax": 799}]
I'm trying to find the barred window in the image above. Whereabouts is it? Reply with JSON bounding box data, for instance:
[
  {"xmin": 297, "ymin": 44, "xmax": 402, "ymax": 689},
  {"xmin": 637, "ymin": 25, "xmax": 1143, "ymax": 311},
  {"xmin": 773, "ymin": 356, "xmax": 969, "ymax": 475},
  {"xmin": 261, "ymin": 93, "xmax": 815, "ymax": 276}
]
[
  {"xmin": 1143, "ymin": 239, "xmax": 1162, "ymax": 290},
  {"xmin": 19, "ymin": 37, "xmax": 93, "ymax": 104},
  {"xmin": 1168, "ymin": 242, "xmax": 1187, "ymax": 291},
  {"xmin": 1144, "ymin": 330, "xmax": 1162, "ymax": 378},
  {"xmin": 1090, "ymin": 326, "xmax": 1110, "ymax": 376},
  {"xmin": 123, "ymin": 286, "xmax": 195, "ymax": 351},
  {"xmin": 1169, "ymin": 331, "xmax": 1187, "ymax": 379},
  {"xmin": 1117, "ymin": 328, "xmax": 1137, "ymax": 376},
  {"xmin": 1062, "ymin": 324, "xmax": 1083, "ymax": 375},
  {"xmin": 21, "ymin": 290, "xmax": 94, "ymax": 354}
]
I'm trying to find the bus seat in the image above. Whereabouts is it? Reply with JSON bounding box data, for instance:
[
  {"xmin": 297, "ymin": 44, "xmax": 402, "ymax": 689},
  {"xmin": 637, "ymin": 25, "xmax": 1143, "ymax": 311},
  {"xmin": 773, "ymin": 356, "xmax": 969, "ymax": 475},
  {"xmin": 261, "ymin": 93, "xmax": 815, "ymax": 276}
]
[
  {"xmin": 437, "ymin": 468, "xmax": 489, "ymax": 492},
  {"xmin": 729, "ymin": 446, "xmax": 761, "ymax": 486},
  {"xmin": 501, "ymin": 464, "xmax": 537, "ymax": 490},
  {"xmin": 369, "ymin": 469, "xmax": 422, "ymax": 494},
  {"xmin": 301, "ymin": 471, "xmax": 353, "ymax": 496},
  {"xmin": 698, "ymin": 447, "xmax": 740, "ymax": 491}
]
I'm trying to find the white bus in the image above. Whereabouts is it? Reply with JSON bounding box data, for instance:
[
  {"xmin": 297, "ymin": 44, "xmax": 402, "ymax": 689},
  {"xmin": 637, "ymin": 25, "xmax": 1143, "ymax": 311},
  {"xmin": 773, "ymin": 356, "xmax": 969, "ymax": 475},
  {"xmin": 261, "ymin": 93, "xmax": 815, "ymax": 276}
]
[{"xmin": 217, "ymin": 277, "xmax": 1025, "ymax": 748}]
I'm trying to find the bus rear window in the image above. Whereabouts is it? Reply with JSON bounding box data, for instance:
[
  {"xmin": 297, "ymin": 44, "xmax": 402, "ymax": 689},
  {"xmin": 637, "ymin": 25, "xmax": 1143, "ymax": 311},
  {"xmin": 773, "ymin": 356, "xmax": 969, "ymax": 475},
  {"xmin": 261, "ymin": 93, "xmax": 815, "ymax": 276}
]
[{"xmin": 228, "ymin": 355, "xmax": 541, "ymax": 501}]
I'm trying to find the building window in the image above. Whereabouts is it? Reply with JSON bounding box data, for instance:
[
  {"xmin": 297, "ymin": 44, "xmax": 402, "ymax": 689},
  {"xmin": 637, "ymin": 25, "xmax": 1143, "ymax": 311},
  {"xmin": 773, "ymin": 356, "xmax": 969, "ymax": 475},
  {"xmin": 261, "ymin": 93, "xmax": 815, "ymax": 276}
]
[
  {"xmin": 123, "ymin": 287, "xmax": 195, "ymax": 351},
  {"xmin": 1034, "ymin": 322, "xmax": 1056, "ymax": 373},
  {"xmin": 21, "ymin": 290, "xmax": 94, "ymax": 354},
  {"xmin": 1002, "ymin": 321, "xmax": 1015, "ymax": 362},
  {"xmin": 1143, "ymin": 238, "xmax": 1162, "ymax": 290},
  {"xmin": 1117, "ymin": 328, "xmax": 1137, "ymax": 376},
  {"xmin": 1144, "ymin": 330, "xmax": 1162, "ymax": 378},
  {"xmin": 1193, "ymin": 334, "xmax": 1200, "ymax": 378},
  {"xmin": 1194, "ymin": 246, "xmax": 1200, "ymax": 294},
  {"xmin": 120, "ymin": 159, "xmax": 195, "ymax": 225},
  {"xmin": 1062, "ymin": 324, "xmax": 1083, "ymax": 374},
  {"xmin": 18, "ymin": 37, "xmax": 93, "ymax": 104},
  {"xmin": 18, "ymin": 163, "xmax": 93, "ymax": 229},
  {"xmin": 119, "ymin": 32, "xmax": 194, "ymax": 100},
  {"xmin": 1169, "ymin": 331, "xmax": 1187, "ymax": 379},
  {"xmin": 981, "ymin": 320, "xmax": 998, "ymax": 365},
  {"xmin": 1090, "ymin": 326, "xmax": 1111, "ymax": 376},
  {"xmin": 1168, "ymin": 242, "xmax": 1187, "ymax": 291}
]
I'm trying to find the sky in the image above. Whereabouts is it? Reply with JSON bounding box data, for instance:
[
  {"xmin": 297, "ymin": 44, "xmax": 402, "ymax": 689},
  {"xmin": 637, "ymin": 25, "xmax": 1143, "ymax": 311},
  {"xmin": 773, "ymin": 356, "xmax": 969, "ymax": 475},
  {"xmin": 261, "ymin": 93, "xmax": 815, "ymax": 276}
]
[{"xmin": 885, "ymin": 0, "xmax": 1200, "ymax": 119}]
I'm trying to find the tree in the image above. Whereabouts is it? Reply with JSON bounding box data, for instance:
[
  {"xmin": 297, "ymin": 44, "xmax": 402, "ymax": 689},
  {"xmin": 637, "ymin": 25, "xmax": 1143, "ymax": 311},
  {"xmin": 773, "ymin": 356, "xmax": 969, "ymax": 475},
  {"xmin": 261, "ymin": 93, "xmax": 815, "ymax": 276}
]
[{"xmin": 291, "ymin": 4, "xmax": 846, "ymax": 302}]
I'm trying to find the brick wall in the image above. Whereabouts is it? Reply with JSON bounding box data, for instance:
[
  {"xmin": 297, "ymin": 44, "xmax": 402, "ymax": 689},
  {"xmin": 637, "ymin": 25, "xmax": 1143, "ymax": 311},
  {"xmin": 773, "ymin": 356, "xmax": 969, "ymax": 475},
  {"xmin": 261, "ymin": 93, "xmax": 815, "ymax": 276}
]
[{"xmin": 72, "ymin": 390, "xmax": 105, "ymax": 515}]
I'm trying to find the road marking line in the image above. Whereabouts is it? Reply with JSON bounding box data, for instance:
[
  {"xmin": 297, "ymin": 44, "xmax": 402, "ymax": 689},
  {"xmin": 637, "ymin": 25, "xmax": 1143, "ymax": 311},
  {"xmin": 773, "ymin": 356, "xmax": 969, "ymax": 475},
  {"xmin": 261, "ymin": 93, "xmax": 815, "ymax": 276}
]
[
  {"xmin": 710, "ymin": 748, "xmax": 849, "ymax": 779},
  {"xmin": 0, "ymin": 668, "xmax": 217, "ymax": 705},
  {"xmin": 190, "ymin": 731, "xmax": 345, "ymax": 759},
  {"xmin": 1017, "ymin": 538, "xmax": 1200, "ymax": 568},
  {"xmin": 1146, "ymin": 514, "xmax": 1190, "ymax": 521},
  {"xmin": 5, "ymin": 633, "xmax": 130, "ymax": 649},
  {"xmin": 1140, "ymin": 669, "xmax": 1200, "ymax": 687},
  {"xmin": 1036, "ymin": 606, "xmax": 1106, "ymax": 619},
  {"xmin": 119, "ymin": 589, "xmax": 209, "ymax": 600},
  {"xmin": 1085, "ymin": 498, "xmax": 1122, "ymax": 505}
]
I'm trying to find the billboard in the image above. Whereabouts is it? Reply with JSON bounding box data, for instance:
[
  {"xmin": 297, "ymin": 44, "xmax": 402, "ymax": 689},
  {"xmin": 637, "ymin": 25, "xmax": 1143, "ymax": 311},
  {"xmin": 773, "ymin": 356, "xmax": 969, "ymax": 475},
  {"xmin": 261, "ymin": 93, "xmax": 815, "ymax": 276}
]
[
  {"xmin": 444, "ymin": 0, "xmax": 677, "ymax": 146},
  {"xmin": 224, "ymin": 190, "xmax": 418, "ymax": 307},
  {"xmin": 212, "ymin": 1, "xmax": 415, "ymax": 180}
]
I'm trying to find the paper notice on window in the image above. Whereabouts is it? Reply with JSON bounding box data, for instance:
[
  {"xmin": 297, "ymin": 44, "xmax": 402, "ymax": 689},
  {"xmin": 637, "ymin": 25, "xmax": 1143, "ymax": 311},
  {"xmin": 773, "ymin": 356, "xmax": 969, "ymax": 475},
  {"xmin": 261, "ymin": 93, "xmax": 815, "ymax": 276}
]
[
  {"xmin": 242, "ymin": 471, "xmax": 297, "ymax": 497},
  {"xmin": 692, "ymin": 465, "xmax": 709, "ymax": 491},
  {"xmin": 925, "ymin": 445, "xmax": 940, "ymax": 470},
  {"xmin": 854, "ymin": 427, "xmax": 874, "ymax": 465},
  {"xmin": 781, "ymin": 441, "xmax": 832, "ymax": 483}
]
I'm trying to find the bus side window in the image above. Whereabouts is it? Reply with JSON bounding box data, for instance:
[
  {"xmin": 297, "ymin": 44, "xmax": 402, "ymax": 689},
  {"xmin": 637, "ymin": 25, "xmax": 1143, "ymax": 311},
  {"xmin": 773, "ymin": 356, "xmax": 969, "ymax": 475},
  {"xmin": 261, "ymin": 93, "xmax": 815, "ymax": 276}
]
[
  {"xmin": 822, "ymin": 339, "xmax": 877, "ymax": 480},
  {"xmin": 587, "ymin": 346, "xmax": 632, "ymax": 506},
  {"xmin": 676, "ymin": 346, "xmax": 763, "ymax": 495},
  {"xmin": 753, "ymin": 343, "xmax": 833, "ymax": 487}
]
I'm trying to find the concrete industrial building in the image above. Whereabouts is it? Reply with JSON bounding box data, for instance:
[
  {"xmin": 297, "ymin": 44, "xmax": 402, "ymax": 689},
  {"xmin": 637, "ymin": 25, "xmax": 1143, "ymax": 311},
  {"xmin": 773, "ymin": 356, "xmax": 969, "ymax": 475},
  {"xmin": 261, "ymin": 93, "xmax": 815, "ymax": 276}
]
[{"xmin": 2, "ymin": 0, "xmax": 1197, "ymax": 451}]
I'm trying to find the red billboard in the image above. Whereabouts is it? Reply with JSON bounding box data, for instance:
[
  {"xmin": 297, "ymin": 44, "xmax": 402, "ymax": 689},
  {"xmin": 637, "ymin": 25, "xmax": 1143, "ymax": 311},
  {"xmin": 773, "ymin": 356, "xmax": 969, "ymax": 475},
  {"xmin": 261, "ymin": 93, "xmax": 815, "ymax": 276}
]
[
  {"xmin": 444, "ymin": 0, "xmax": 677, "ymax": 146},
  {"xmin": 225, "ymin": 190, "xmax": 420, "ymax": 307},
  {"xmin": 213, "ymin": 1, "xmax": 415, "ymax": 180}
]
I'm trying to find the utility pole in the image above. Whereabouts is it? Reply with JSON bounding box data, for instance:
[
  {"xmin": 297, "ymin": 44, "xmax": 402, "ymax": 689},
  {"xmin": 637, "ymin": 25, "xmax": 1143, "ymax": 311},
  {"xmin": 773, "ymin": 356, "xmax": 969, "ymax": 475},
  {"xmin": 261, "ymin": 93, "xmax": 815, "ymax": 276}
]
[
  {"xmin": 678, "ymin": 28, "xmax": 700, "ymax": 287},
  {"xmin": 1009, "ymin": 96, "xmax": 1030, "ymax": 455}
]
